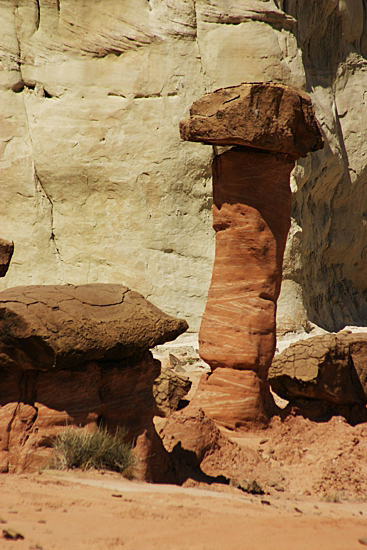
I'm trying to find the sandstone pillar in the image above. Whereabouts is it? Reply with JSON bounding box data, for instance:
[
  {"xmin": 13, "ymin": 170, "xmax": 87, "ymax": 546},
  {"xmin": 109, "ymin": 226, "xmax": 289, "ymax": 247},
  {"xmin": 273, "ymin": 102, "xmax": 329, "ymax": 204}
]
[{"xmin": 180, "ymin": 83, "xmax": 323, "ymax": 428}]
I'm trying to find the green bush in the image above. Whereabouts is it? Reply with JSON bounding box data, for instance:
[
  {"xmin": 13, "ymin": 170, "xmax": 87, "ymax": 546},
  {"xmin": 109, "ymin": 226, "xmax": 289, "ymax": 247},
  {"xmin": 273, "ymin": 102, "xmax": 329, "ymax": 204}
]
[{"xmin": 52, "ymin": 426, "xmax": 135, "ymax": 477}]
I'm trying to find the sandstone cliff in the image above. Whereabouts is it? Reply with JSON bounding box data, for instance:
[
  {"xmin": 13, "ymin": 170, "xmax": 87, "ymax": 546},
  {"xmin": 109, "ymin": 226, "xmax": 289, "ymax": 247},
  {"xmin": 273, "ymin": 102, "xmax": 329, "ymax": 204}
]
[{"xmin": 1, "ymin": 0, "xmax": 367, "ymax": 332}]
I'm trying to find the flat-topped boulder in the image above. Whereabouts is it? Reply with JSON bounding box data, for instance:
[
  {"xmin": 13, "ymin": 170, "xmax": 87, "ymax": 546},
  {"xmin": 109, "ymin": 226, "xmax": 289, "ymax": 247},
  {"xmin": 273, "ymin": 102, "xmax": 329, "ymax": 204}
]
[
  {"xmin": 0, "ymin": 283, "xmax": 188, "ymax": 478},
  {"xmin": 180, "ymin": 82, "xmax": 324, "ymax": 158},
  {"xmin": 0, "ymin": 283, "xmax": 188, "ymax": 371}
]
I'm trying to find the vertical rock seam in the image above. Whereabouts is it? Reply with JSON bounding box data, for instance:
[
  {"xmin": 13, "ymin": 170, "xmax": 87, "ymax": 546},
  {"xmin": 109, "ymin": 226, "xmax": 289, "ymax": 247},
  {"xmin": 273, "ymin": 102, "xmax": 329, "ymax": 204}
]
[{"xmin": 180, "ymin": 82, "xmax": 323, "ymax": 428}]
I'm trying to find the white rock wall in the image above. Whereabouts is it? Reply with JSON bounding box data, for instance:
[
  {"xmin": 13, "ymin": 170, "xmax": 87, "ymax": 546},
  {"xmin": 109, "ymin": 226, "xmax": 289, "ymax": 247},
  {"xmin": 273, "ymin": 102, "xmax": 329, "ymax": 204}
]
[{"xmin": 1, "ymin": 0, "xmax": 367, "ymax": 333}]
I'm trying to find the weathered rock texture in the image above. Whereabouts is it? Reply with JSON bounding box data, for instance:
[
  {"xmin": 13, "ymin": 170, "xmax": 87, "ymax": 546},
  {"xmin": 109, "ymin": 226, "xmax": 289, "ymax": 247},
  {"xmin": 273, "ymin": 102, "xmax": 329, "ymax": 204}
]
[
  {"xmin": 180, "ymin": 82, "xmax": 323, "ymax": 158},
  {"xmin": 1, "ymin": 1, "xmax": 367, "ymax": 334},
  {"xmin": 153, "ymin": 366, "xmax": 192, "ymax": 417},
  {"xmin": 180, "ymin": 83, "xmax": 322, "ymax": 426},
  {"xmin": 0, "ymin": 283, "xmax": 188, "ymax": 370},
  {"xmin": 269, "ymin": 331, "xmax": 367, "ymax": 423},
  {"xmin": 0, "ymin": 239, "xmax": 14, "ymax": 277},
  {"xmin": 0, "ymin": 283, "xmax": 187, "ymax": 478}
]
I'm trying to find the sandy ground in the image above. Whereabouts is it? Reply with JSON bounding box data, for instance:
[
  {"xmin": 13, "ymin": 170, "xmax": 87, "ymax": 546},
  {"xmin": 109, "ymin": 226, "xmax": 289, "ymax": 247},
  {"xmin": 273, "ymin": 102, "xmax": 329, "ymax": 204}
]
[
  {"xmin": 1, "ymin": 460, "xmax": 367, "ymax": 550},
  {"xmin": 2, "ymin": 332, "xmax": 367, "ymax": 550}
]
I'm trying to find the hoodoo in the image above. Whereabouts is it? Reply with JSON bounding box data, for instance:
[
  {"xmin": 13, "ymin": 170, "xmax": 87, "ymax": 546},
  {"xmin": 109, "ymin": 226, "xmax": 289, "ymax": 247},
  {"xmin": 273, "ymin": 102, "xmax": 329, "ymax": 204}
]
[{"xmin": 180, "ymin": 82, "xmax": 323, "ymax": 428}]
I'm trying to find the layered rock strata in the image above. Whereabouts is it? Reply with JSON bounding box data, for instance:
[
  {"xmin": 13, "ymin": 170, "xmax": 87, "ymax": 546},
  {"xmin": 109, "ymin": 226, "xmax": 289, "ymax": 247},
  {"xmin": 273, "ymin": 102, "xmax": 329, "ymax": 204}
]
[
  {"xmin": 180, "ymin": 83, "xmax": 323, "ymax": 427},
  {"xmin": 0, "ymin": 283, "xmax": 188, "ymax": 479},
  {"xmin": 269, "ymin": 331, "xmax": 367, "ymax": 424}
]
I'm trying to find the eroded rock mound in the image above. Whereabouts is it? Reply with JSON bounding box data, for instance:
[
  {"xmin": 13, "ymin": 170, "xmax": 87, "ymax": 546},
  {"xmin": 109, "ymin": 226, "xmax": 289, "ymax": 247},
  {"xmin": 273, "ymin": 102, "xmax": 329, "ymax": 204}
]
[
  {"xmin": 0, "ymin": 283, "xmax": 188, "ymax": 478},
  {"xmin": 153, "ymin": 366, "xmax": 192, "ymax": 417},
  {"xmin": 269, "ymin": 332, "xmax": 367, "ymax": 424}
]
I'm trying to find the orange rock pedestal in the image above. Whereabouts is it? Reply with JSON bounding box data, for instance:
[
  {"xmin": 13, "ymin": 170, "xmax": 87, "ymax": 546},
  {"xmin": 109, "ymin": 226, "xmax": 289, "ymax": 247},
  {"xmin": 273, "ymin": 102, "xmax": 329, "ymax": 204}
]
[
  {"xmin": 199, "ymin": 147, "xmax": 294, "ymax": 378},
  {"xmin": 180, "ymin": 83, "xmax": 323, "ymax": 428}
]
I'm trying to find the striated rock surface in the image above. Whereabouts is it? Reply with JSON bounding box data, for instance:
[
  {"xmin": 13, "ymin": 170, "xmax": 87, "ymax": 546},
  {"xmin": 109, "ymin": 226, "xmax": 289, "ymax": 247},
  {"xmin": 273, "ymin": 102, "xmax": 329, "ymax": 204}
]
[
  {"xmin": 198, "ymin": 146, "xmax": 294, "ymax": 376},
  {"xmin": 190, "ymin": 369, "xmax": 274, "ymax": 430},
  {"xmin": 0, "ymin": 283, "xmax": 187, "ymax": 478},
  {"xmin": 1, "ymin": 1, "xmax": 367, "ymax": 335},
  {"xmin": 0, "ymin": 239, "xmax": 14, "ymax": 277}
]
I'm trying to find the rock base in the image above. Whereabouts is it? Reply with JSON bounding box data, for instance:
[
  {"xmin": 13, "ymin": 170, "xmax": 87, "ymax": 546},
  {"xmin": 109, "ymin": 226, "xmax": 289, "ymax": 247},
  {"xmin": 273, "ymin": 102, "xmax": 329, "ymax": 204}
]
[
  {"xmin": 190, "ymin": 369, "xmax": 276, "ymax": 430},
  {"xmin": 0, "ymin": 352, "xmax": 170, "ymax": 481}
]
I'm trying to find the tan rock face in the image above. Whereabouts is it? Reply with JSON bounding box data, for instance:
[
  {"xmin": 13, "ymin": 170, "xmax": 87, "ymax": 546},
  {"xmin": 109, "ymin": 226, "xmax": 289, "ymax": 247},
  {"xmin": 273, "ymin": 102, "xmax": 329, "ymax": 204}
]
[
  {"xmin": 1, "ymin": 0, "xmax": 367, "ymax": 335},
  {"xmin": 199, "ymin": 147, "xmax": 294, "ymax": 376},
  {"xmin": 0, "ymin": 283, "xmax": 187, "ymax": 479}
]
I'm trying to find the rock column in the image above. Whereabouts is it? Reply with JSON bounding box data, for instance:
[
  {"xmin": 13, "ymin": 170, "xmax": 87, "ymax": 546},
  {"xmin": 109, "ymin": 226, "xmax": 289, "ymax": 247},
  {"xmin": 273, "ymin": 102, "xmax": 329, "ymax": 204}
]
[{"xmin": 180, "ymin": 83, "xmax": 323, "ymax": 428}]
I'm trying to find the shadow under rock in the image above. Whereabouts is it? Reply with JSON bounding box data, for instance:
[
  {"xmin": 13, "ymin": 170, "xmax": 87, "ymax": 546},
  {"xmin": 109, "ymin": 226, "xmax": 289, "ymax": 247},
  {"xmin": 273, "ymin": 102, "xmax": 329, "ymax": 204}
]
[{"xmin": 169, "ymin": 442, "xmax": 230, "ymax": 487}]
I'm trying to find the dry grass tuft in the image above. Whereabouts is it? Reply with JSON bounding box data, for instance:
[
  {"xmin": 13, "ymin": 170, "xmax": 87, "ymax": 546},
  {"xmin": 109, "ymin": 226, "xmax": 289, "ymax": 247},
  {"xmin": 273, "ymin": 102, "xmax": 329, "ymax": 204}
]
[{"xmin": 51, "ymin": 426, "xmax": 135, "ymax": 477}]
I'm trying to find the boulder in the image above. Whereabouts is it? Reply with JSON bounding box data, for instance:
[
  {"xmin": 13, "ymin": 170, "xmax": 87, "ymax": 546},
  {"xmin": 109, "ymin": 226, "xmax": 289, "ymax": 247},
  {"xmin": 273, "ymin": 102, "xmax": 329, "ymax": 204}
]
[
  {"xmin": 180, "ymin": 82, "xmax": 323, "ymax": 158},
  {"xmin": 0, "ymin": 283, "xmax": 188, "ymax": 478},
  {"xmin": 268, "ymin": 332, "xmax": 367, "ymax": 424},
  {"xmin": 153, "ymin": 366, "xmax": 192, "ymax": 417},
  {"xmin": 269, "ymin": 333, "xmax": 366, "ymax": 405},
  {"xmin": 160, "ymin": 407, "xmax": 222, "ymax": 469},
  {"xmin": 0, "ymin": 283, "xmax": 188, "ymax": 371},
  {"xmin": 0, "ymin": 239, "xmax": 14, "ymax": 277}
]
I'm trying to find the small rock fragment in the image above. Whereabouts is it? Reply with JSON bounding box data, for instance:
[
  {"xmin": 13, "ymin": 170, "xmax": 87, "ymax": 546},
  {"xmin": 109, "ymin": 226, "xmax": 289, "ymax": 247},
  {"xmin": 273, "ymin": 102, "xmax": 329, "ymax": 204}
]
[
  {"xmin": 229, "ymin": 478, "xmax": 265, "ymax": 496},
  {"xmin": 2, "ymin": 528, "xmax": 24, "ymax": 540}
]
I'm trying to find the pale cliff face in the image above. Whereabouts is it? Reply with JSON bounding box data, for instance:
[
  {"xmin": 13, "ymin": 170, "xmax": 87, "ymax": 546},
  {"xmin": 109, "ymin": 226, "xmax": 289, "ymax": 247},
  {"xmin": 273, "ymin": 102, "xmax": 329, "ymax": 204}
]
[{"xmin": 1, "ymin": 0, "xmax": 367, "ymax": 332}]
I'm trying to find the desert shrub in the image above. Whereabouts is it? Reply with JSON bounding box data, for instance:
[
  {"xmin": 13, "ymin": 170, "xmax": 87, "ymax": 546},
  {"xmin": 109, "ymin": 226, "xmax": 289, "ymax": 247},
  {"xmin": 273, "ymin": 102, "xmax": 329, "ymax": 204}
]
[
  {"xmin": 323, "ymin": 491, "xmax": 342, "ymax": 503},
  {"xmin": 52, "ymin": 426, "xmax": 135, "ymax": 477}
]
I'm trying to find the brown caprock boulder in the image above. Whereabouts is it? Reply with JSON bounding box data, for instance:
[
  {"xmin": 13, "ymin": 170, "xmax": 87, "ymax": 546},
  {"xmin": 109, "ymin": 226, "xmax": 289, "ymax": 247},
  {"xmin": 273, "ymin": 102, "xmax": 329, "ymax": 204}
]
[
  {"xmin": 180, "ymin": 82, "xmax": 323, "ymax": 429},
  {"xmin": 0, "ymin": 283, "xmax": 188, "ymax": 479}
]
